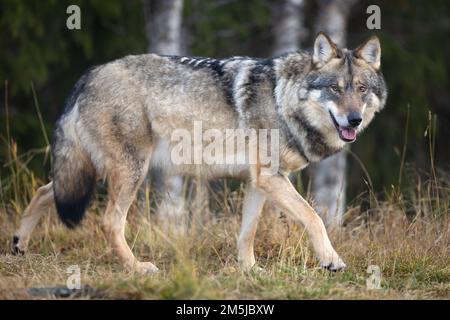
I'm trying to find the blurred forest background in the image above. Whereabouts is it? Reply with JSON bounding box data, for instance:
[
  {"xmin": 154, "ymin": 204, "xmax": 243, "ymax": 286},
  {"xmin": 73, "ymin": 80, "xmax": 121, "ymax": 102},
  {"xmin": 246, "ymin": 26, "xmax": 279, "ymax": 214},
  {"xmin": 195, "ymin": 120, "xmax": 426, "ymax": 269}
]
[{"xmin": 1, "ymin": 0, "xmax": 449, "ymax": 221}]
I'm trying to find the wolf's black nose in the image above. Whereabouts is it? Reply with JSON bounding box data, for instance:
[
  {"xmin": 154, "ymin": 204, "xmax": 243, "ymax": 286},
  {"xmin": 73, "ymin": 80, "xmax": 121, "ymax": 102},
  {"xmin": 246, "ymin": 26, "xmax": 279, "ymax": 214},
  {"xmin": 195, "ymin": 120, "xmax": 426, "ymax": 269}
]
[{"xmin": 347, "ymin": 112, "xmax": 362, "ymax": 127}]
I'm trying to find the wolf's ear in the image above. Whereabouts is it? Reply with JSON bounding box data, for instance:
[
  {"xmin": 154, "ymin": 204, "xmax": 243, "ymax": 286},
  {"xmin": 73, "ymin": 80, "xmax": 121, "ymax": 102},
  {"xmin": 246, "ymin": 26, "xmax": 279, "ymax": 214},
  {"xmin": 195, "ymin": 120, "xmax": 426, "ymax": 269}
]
[
  {"xmin": 313, "ymin": 32, "xmax": 338, "ymax": 68},
  {"xmin": 355, "ymin": 36, "xmax": 381, "ymax": 70}
]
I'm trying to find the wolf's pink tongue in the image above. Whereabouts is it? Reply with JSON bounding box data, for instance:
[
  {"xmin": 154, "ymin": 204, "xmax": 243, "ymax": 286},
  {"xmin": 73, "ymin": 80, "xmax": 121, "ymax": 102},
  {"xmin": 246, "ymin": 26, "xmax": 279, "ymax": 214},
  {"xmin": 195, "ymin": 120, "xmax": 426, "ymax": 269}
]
[{"xmin": 340, "ymin": 127, "xmax": 357, "ymax": 140}]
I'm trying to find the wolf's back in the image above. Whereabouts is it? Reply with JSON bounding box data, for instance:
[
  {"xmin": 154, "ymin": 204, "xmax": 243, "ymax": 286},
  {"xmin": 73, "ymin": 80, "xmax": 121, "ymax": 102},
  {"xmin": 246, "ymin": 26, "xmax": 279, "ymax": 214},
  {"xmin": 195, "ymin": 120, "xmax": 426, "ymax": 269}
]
[{"xmin": 51, "ymin": 71, "xmax": 96, "ymax": 228}]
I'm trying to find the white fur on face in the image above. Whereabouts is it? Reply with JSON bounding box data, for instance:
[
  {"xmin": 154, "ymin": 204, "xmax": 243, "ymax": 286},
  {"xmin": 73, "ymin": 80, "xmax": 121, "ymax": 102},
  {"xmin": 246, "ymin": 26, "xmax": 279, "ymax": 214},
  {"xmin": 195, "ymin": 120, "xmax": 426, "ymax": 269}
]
[
  {"xmin": 309, "ymin": 89, "xmax": 322, "ymax": 101},
  {"xmin": 298, "ymin": 88, "xmax": 308, "ymax": 100},
  {"xmin": 361, "ymin": 102, "xmax": 367, "ymax": 113},
  {"xmin": 369, "ymin": 93, "xmax": 380, "ymax": 108},
  {"xmin": 325, "ymin": 100, "xmax": 349, "ymax": 127},
  {"xmin": 306, "ymin": 90, "xmax": 341, "ymax": 132},
  {"xmin": 360, "ymin": 93, "xmax": 381, "ymax": 129}
]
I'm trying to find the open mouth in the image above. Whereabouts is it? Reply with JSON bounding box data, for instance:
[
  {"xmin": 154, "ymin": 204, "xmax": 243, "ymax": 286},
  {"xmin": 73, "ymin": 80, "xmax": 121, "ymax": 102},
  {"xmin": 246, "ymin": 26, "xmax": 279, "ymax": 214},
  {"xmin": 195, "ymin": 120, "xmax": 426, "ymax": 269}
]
[{"xmin": 329, "ymin": 111, "xmax": 357, "ymax": 142}]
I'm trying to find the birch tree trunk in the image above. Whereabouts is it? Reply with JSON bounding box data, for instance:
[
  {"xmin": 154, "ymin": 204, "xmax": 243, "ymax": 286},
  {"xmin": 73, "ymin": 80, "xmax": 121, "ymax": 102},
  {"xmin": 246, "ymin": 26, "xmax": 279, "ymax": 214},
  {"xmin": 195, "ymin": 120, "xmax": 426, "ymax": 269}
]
[
  {"xmin": 310, "ymin": 0, "xmax": 357, "ymax": 227},
  {"xmin": 143, "ymin": 0, "xmax": 184, "ymax": 55},
  {"xmin": 143, "ymin": 0, "xmax": 186, "ymax": 233},
  {"xmin": 272, "ymin": 0, "xmax": 306, "ymax": 55}
]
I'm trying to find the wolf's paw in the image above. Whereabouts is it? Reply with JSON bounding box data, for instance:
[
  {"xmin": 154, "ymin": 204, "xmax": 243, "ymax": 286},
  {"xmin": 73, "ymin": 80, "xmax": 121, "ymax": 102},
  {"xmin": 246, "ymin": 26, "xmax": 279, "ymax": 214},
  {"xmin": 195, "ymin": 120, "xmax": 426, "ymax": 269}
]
[
  {"xmin": 239, "ymin": 258, "xmax": 258, "ymax": 273},
  {"xmin": 321, "ymin": 261, "xmax": 347, "ymax": 272},
  {"xmin": 11, "ymin": 236, "xmax": 25, "ymax": 256},
  {"xmin": 319, "ymin": 250, "xmax": 346, "ymax": 272},
  {"xmin": 320, "ymin": 256, "xmax": 347, "ymax": 272},
  {"xmin": 135, "ymin": 262, "xmax": 159, "ymax": 275}
]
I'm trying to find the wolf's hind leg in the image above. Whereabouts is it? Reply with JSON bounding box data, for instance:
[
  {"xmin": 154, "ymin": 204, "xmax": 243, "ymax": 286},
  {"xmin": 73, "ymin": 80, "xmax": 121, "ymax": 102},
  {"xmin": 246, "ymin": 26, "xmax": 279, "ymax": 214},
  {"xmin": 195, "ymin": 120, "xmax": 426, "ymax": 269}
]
[
  {"xmin": 102, "ymin": 161, "xmax": 158, "ymax": 275},
  {"xmin": 237, "ymin": 185, "xmax": 266, "ymax": 271},
  {"xmin": 12, "ymin": 181, "xmax": 54, "ymax": 255}
]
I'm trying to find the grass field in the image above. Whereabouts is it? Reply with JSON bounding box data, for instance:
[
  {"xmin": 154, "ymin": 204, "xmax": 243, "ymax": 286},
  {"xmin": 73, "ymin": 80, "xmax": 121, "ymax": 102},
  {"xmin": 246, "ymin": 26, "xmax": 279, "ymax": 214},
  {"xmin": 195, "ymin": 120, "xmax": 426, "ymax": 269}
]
[{"xmin": 0, "ymin": 161, "xmax": 449, "ymax": 299}]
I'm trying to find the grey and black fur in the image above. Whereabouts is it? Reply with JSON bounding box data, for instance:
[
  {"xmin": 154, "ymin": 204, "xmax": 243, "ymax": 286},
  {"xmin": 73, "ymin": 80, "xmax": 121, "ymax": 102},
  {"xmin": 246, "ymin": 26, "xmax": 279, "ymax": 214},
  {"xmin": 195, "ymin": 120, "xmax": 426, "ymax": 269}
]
[
  {"xmin": 52, "ymin": 70, "xmax": 97, "ymax": 228},
  {"xmin": 13, "ymin": 33, "xmax": 386, "ymax": 274}
]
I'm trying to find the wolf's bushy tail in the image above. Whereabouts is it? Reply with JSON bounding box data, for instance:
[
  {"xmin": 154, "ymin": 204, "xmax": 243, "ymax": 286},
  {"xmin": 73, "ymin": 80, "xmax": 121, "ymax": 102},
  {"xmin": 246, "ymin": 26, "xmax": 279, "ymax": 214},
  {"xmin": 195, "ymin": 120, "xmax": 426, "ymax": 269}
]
[
  {"xmin": 52, "ymin": 122, "xmax": 96, "ymax": 228},
  {"xmin": 51, "ymin": 70, "xmax": 97, "ymax": 228}
]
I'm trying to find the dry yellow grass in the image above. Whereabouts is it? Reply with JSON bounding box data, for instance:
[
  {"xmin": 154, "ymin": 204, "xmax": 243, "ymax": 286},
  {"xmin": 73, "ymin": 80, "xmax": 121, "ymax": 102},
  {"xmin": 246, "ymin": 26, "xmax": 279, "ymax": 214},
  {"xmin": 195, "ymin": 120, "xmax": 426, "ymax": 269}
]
[{"xmin": 0, "ymin": 171, "xmax": 449, "ymax": 300}]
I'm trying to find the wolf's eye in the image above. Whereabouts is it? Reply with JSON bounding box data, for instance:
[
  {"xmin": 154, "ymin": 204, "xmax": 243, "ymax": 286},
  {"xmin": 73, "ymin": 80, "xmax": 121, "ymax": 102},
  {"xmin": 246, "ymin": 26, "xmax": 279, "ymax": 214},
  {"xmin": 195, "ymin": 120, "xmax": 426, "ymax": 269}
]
[
  {"xmin": 358, "ymin": 85, "xmax": 368, "ymax": 93},
  {"xmin": 330, "ymin": 85, "xmax": 340, "ymax": 93}
]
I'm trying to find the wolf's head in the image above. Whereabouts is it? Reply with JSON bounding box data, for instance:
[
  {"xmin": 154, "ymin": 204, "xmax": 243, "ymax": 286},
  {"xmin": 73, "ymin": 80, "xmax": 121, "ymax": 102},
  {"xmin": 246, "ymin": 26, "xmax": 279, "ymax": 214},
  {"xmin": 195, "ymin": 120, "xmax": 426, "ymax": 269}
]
[
  {"xmin": 307, "ymin": 32, "xmax": 387, "ymax": 143},
  {"xmin": 277, "ymin": 32, "xmax": 387, "ymax": 156}
]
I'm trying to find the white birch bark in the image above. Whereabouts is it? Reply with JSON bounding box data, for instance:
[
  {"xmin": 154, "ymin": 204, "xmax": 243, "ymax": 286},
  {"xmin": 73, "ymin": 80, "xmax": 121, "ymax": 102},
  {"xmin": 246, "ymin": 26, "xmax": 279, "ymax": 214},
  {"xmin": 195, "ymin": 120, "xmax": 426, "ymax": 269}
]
[
  {"xmin": 143, "ymin": 0, "xmax": 184, "ymax": 55},
  {"xmin": 272, "ymin": 0, "xmax": 306, "ymax": 55}
]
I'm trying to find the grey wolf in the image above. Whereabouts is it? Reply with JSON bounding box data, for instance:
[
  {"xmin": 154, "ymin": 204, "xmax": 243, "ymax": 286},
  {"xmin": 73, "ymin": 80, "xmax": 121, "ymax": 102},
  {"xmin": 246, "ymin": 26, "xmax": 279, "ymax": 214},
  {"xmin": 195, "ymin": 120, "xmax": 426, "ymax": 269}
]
[{"xmin": 12, "ymin": 33, "xmax": 387, "ymax": 274}]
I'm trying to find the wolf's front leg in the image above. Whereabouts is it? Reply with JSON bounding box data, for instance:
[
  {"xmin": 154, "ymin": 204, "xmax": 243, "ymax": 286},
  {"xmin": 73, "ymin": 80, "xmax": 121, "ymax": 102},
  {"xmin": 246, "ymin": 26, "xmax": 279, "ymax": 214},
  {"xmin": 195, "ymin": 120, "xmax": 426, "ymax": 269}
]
[
  {"xmin": 255, "ymin": 174, "xmax": 346, "ymax": 271},
  {"xmin": 237, "ymin": 185, "xmax": 266, "ymax": 271}
]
